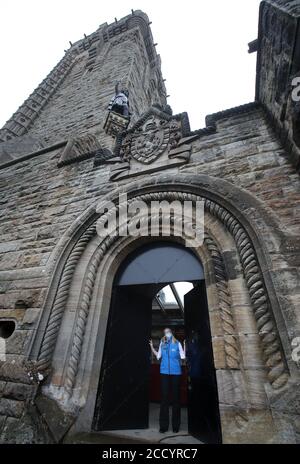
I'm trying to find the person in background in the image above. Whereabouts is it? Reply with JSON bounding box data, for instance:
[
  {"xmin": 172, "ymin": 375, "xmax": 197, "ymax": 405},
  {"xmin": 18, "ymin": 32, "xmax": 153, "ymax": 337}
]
[{"xmin": 149, "ymin": 328, "xmax": 186, "ymax": 433}]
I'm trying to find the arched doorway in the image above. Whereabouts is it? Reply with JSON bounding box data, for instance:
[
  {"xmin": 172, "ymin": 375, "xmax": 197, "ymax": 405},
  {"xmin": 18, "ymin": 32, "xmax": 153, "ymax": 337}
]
[
  {"xmin": 92, "ymin": 242, "xmax": 222, "ymax": 443},
  {"xmin": 29, "ymin": 174, "xmax": 293, "ymax": 444}
]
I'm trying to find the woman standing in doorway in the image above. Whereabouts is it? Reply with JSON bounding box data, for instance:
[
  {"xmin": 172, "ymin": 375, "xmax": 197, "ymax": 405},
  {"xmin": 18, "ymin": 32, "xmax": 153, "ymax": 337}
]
[{"xmin": 150, "ymin": 328, "xmax": 186, "ymax": 433}]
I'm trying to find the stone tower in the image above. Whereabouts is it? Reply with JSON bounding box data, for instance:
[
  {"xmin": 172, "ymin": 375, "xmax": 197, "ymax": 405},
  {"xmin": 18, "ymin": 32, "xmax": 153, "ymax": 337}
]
[
  {"xmin": 0, "ymin": 11, "xmax": 167, "ymax": 160},
  {"xmin": 0, "ymin": 2, "xmax": 300, "ymax": 444}
]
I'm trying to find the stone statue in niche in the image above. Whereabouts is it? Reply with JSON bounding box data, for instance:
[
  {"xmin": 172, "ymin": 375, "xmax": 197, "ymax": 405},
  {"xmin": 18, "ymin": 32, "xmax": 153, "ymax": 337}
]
[
  {"xmin": 108, "ymin": 81, "xmax": 130, "ymax": 118},
  {"xmin": 104, "ymin": 82, "xmax": 131, "ymax": 136}
]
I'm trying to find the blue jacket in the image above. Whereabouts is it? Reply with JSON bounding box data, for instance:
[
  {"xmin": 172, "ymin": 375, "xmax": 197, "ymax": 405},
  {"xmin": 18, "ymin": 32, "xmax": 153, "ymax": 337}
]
[{"xmin": 159, "ymin": 339, "xmax": 183, "ymax": 375}]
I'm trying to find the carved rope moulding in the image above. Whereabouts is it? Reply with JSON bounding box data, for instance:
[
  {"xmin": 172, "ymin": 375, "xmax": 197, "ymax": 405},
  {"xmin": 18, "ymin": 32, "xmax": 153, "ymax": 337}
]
[
  {"xmin": 120, "ymin": 114, "xmax": 182, "ymax": 164},
  {"xmin": 130, "ymin": 117, "xmax": 169, "ymax": 164},
  {"xmin": 204, "ymin": 234, "xmax": 240, "ymax": 370},
  {"xmin": 36, "ymin": 191, "xmax": 289, "ymax": 394},
  {"xmin": 63, "ymin": 229, "xmax": 240, "ymax": 398}
]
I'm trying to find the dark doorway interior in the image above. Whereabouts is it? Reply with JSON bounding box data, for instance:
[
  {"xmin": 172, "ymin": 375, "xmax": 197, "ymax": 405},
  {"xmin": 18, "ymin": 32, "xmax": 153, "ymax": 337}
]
[
  {"xmin": 93, "ymin": 242, "xmax": 222, "ymax": 443},
  {"xmin": 184, "ymin": 282, "xmax": 222, "ymax": 444}
]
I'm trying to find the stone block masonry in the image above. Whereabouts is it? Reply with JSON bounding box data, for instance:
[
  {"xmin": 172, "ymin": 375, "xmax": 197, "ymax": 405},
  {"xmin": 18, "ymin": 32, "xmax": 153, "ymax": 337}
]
[
  {"xmin": 0, "ymin": 11, "xmax": 167, "ymax": 163},
  {"xmin": 0, "ymin": 4, "xmax": 299, "ymax": 444}
]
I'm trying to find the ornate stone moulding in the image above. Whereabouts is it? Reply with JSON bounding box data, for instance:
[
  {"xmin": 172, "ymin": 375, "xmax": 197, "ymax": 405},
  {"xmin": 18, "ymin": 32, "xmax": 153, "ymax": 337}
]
[
  {"xmin": 33, "ymin": 188, "xmax": 290, "ymax": 398},
  {"xmin": 22, "ymin": 172, "xmax": 299, "ymax": 442},
  {"xmin": 107, "ymin": 105, "xmax": 194, "ymax": 180}
]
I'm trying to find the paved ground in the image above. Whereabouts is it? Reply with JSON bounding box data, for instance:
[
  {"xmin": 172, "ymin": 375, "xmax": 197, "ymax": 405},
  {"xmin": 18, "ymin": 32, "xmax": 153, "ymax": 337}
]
[{"xmin": 88, "ymin": 403, "xmax": 202, "ymax": 444}]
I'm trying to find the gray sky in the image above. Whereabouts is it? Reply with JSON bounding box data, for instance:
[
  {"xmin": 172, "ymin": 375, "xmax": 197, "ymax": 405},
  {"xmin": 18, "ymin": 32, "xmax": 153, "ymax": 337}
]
[{"xmin": 0, "ymin": 0, "xmax": 261, "ymax": 130}]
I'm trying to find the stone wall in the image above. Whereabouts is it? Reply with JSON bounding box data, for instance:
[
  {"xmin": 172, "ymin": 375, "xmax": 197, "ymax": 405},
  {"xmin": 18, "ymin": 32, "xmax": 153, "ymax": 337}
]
[
  {"xmin": 0, "ymin": 107, "xmax": 298, "ymax": 330},
  {"xmin": 256, "ymin": 1, "xmax": 300, "ymax": 170},
  {"xmin": 0, "ymin": 102, "xmax": 299, "ymax": 442},
  {"xmin": 187, "ymin": 106, "xmax": 300, "ymax": 235},
  {"xmin": 0, "ymin": 4, "xmax": 299, "ymax": 444},
  {"xmin": 0, "ymin": 11, "xmax": 167, "ymax": 162}
]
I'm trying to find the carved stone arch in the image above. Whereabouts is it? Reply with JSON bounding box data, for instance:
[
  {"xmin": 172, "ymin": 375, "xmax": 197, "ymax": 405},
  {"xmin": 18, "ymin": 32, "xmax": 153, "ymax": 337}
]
[
  {"xmin": 43, "ymin": 223, "xmax": 246, "ymax": 416},
  {"xmin": 58, "ymin": 229, "xmax": 241, "ymax": 404},
  {"xmin": 204, "ymin": 233, "xmax": 240, "ymax": 369},
  {"xmin": 40, "ymin": 172, "xmax": 289, "ymax": 282},
  {"xmin": 55, "ymin": 233, "xmax": 249, "ymax": 440},
  {"xmin": 32, "ymin": 175, "xmax": 292, "ymax": 382},
  {"xmin": 29, "ymin": 173, "xmax": 299, "ymax": 442}
]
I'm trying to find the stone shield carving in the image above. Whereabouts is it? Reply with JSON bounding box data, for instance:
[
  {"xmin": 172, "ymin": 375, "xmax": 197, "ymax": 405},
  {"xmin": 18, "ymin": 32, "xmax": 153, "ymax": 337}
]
[
  {"xmin": 129, "ymin": 115, "xmax": 170, "ymax": 164},
  {"xmin": 109, "ymin": 109, "xmax": 193, "ymax": 180}
]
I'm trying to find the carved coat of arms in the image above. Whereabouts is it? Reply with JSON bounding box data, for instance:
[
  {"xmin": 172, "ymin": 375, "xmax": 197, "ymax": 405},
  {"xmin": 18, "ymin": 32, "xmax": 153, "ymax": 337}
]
[
  {"xmin": 109, "ymin": 106, "xmax": 193, "ymax": 181},
  {"xmin": 120, "ymin": 110, "xmax": 183, "ymax": 165},
  {"xmin": 129, "ymin": 116, "xmax": 170, "ymax": 164}
]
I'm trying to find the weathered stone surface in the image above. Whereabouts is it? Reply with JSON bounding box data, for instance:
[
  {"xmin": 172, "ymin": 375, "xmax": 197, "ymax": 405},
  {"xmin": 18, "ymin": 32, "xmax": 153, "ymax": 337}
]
[
  {"xmin": 256, "ymin": 0, "xmax": 300, "ymax": 171},
  {"xmin": 21, "ymin": 308, "xmax": 40, "ymax": 325},
  {"xmin": 0, "ymin": 405, "xmax": 53, "ymax": 444},
  {"xmin": 0, "ymin": 398, "xmax": 24, "ymax": 418},
  {"xmin": 221, "ymin": 408, "xmax": 295, "ymax": 444},
  {"xmin": 3, "ymin": 382, "xmax": 34, "ymax": 402},
  {"xmin": 0, "ymin": 4, "xmax": 299, "ymax": 445},
  {"xmin": 0, "ymin": 361, "xmax": 32, "ymax": 385},
  {"xmin": 35, "ymin": 395, "xmax": 75, "ymax": 443},
  {"xmin": 0, "ymin": 415, "xmax": 6, "ymax": 434}
]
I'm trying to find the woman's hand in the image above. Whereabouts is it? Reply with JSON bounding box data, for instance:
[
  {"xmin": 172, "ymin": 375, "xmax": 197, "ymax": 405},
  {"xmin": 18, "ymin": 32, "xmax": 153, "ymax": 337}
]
[{"xmin": 149, "ymin": 339, "xmax": 153, "ymax": 348}]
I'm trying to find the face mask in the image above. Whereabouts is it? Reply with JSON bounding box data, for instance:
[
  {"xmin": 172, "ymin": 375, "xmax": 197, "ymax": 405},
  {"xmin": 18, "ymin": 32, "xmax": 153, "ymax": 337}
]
[{"xmin": 165, "ymin": 332, "xmax": 172, "ymax": 339}]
